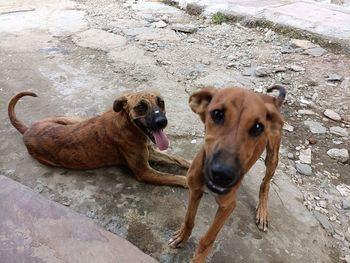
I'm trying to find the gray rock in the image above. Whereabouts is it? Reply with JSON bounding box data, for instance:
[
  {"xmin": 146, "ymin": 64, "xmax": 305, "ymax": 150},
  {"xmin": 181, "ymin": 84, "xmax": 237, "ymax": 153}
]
[
  {"xmin": 33, "ymin": 184, "xmax": 44, "ymax": 193},
  {"xmin": 342, "ymin": 197, "xmax": 350, "ymax": 210},
  {"xmin": 336, "ymin": 184, "xmax": 350, "ymax": 196},
  {"xmin": 324, "ymin": 109, "xmax": 341, "ymax": 121},
  {"xmin": 281, "ymin": 78, "xmax": 291, "ymax": 85},
  {"xmin": 313, "ymin": 211, "xmax": 334, "ymax": 235},
  {"xmin": 295, "ymin": 163, "xmax": 312, "ymax": 176},
  {"xmin": 273, "ymin": 66, "xmax": 287, "ymax": 73},
  {"xmin": 226, "ymin": 62, "xmax": 239, "ymax": 69},
  {"xmin": 264, "ymin": 30, "xmax": 275, "ymax": 42},
  {"xmin": 306, "ymin": 80, "xmax": 318, "ymax": 86},
  {"xmin": 304, "ymin": 120, "xmax": 327, "ymax": 134},
  {"xmin": 242, "ymin": 67, "xmax": 253, "ymax": 76},
  {"xmin": 200, "ymin": 58, "xmax": 211, "ymax": 65},
  {"xmin": 299, "ymin": 148, "xmax": 312, "ymax": 164},
  {"xmin": 346, "ymin": 234, "xmax": 350, "ymax": 244},
  {"xmin": 281, "ymin": 44, "xmax": 294, "ymax": 54},
  {"xmin": 332, "ymin": 233, "xmax": 343, "ymax": 241},
  {"xmin": 299, "ymin": 97, "xmax": 313, "ymax": 105},
  {"xmin": 287, "ymin": 64, "xmax": 305, "ymax": 72},
  {"xmin": 155, "ymin": 20, "xmax": 167, "ymax": 28},
  {"xmin": 303, "ymin": 47, "xmax": 326, "ymax": 57},
  {"xmin": 171, "ymin": 24, "xmax": 197, "ymax": 33},
  {"xmin": 283, "ymin": 123, "xmax": 294, "ymax": 132},
  {"xmin": 298, "ymin": 109, "xmax": 315, "ymax": 115},
  {"xmin": 72, "ymin": 29, "xmax": 127, "ymax": 52},
  {"xmin": 319, "ymin": 201, "xmax": 327, "ymax": 209},
  {"xmin": 145, "ymin": 43, "xmax": 158, "ymax": 52},
  {"xmin": 255, "ymin": 66, "xmax": 270, "ymax": 77},
  {"xmin": 186, "ymin": 38, "xmax": 198, "ymax": 43},
  {"xmin": 330, "ymin": 126, "xmax": 349, "ymax": 137},
  {"xmin": 326, "ymin": 73, "xmax": 343, "ymax": 81},
  {"xmin": 327, "ymin": 148, "xmax": 349, "ymax": 163},
  {"xmin": 287, "ymin": 153, "xmax": 294, "ymax": 159},
  {"xmin": 291, "ymin": 39, "xmax": 317, "ymax": 49}
]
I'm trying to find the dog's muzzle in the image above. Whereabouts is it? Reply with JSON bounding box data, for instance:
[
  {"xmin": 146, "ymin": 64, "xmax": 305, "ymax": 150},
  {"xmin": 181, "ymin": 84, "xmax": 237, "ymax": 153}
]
[
  {"xmin": 204, "ymin": 153, "xmax": 242, "ymax": 195},
  {"xmin": 134, "ymin": 110, "xmax": 169, "ymax": 151},
  {"xmin": 150, "ymin": 110, "xmax": 167, "ymax": 130}
]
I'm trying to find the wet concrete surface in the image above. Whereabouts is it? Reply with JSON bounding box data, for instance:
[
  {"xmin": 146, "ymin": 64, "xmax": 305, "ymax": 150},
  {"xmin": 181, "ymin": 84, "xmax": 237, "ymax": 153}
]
[{"xmin": 0, "ymin": 0, "xmax": 344, "ymax": 262}]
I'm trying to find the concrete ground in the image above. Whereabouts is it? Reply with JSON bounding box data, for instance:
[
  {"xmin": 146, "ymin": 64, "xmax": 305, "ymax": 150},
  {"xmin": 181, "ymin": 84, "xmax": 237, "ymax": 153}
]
[{"xmin": 0, "ymin": 0, "xmax": 349, "ymax": 262}]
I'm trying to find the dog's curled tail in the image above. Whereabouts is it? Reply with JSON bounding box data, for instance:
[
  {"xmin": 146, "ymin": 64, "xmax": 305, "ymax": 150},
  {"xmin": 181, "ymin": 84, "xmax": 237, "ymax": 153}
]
[
  {"xmin": 8, "ymin": 91, "xmax": 38, "ymax": 134},
  {"xmin": 267, "ymin": 84, "xmax": 286, "ymax": 107}
]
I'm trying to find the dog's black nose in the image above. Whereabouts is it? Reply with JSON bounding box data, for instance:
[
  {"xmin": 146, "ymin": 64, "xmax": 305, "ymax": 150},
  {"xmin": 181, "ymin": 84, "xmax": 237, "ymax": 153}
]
[
  {"xmin": 210, "ymin": 163, "xmax": 237, "ymax": 187},
  {"xmin": 154, "ymin": 114, "xmax": 167, "ymax": 130}
]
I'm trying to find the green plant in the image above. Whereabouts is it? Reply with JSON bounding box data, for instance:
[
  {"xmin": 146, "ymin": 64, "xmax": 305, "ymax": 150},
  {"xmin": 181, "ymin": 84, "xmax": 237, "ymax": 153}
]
[{"xmin": 212, "ymin": 12, "xmax": 227, "ymax": 25}]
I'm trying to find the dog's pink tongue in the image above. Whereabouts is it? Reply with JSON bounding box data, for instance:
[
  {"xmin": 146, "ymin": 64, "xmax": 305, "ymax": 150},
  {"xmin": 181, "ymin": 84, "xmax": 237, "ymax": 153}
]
[{"xmin": 152, "ymin": 130, "xmax": 169, "ymax": 151}]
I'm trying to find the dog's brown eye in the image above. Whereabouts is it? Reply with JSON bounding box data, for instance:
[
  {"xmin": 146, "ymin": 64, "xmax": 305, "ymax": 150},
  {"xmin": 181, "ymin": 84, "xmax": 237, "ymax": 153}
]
[
  {"xmin": 157, "ymin": 98, "xmax": 165, "ymax": 109},
  {"xmin": 136, "ymin": 101, "xmax": 148, "ymax": 112},
  {"xmin": 250, "ymin": 123, "xmax": 264, "ymax": 137},
  {"xmin": 211, "ymin": 109, "xmax": 224, "ymax": 125}
]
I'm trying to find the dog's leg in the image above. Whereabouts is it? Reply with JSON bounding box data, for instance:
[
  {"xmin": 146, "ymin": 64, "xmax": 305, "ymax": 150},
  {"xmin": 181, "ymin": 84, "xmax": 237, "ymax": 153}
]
[
  {"xmin": 169, "ymin": 188, "xmax": 204, "ymax": 247},
  {"xmin": 169, "ymin": 149, "xmax": 205, "ymax": 248},
  {"xmin": 148, "ymin": 145, "xmax": 191, "ymax": 168},
  {"xmin": 191, "ymin": 194, "xmax": 237, "ymax": 263},
  {"xmin": 121, "ymin": 145, "xmax": 188, "ymax": 187},
  {"xmin": 136, "ymin": 167, "xmax": 188, "ymax": 188},
  {"xmin": 256, "ymin": 136, "xmax": 281, "ymax": 231}
]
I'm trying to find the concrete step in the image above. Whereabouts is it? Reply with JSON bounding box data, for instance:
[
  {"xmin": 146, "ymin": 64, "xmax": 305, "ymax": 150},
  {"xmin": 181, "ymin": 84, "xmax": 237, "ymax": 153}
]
[
  {"xmin": 177, "ymin": 0, "xmax": 350, "ymax": 52},
  {"xmin": 0, "ymin": 175, "xmax": 158, "ymax": 263}
]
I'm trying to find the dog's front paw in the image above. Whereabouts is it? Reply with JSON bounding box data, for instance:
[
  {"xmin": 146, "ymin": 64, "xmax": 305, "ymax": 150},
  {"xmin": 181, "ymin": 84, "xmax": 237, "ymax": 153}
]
[
  {"xmin": 178, "ymin": 176, "xmax": 188, "ymax": 188},
  {"xmin": 256, "ymin": 206, "xmax": 269, "ymax": 232},
  {"xmin": 168, "ymin": 226, "xmax": 191, "ymax": 248}
]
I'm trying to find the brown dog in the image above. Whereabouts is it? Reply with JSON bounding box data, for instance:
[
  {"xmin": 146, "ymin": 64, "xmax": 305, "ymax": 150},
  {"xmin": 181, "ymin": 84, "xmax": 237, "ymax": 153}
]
[
  {"xmin": 8, "ymin": 91, "xmax": 189, "ymax": 187},
  {"xmin": 169, "ymin": 85, "xmax": 286, "ymax": 262}
]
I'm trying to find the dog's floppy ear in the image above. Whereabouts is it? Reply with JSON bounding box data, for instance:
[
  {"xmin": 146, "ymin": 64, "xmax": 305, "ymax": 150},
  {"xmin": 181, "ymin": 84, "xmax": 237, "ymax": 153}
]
[
  {"xmin": 113, "ymin": 96, "xmax": 127, "ymax": 112},
  {"xmin": 189, "ymin": 87, "xmax": 217, "ymax": 123},
  {"xmin": 265, "ymin": 103, "xmax": 284, "ymax": 137}
]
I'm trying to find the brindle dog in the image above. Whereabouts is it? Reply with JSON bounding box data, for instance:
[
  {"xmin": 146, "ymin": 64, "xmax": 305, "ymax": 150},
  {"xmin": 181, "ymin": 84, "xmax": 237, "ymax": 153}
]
[
  {"xmin": 169, "ymin": 85, "xmax": 286, "ymax": 262},
  {"xmin": 8, "ymin": 91, "xmax": 189, "ymax": 187}
]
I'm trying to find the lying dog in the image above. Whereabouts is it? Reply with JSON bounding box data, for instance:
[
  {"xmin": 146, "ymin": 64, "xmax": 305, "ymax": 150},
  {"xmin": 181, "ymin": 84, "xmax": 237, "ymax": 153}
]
[
  {"xmin": 169, "ymin": 85, "xmax": 286, "ymax": 262},
  {"xmin": 8, "ymin": 91, "xmax": 189, "ymax": 187}
]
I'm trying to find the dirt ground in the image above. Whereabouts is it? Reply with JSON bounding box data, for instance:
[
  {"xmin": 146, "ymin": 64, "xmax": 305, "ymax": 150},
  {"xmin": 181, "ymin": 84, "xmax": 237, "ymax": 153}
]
[{"xmin": 0, "ymin": 0, "xmax": 349, "ymax": 262}]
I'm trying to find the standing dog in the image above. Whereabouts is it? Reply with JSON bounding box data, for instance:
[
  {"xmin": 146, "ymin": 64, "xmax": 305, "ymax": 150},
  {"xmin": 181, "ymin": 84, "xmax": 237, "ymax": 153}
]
[
  {"xmin": 169, "ymin": 85, "xmax": 286, "ymax": 262},
  {"xmin": 8, "ymin": 91, "xmax": 189, "ymax": 187}
]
